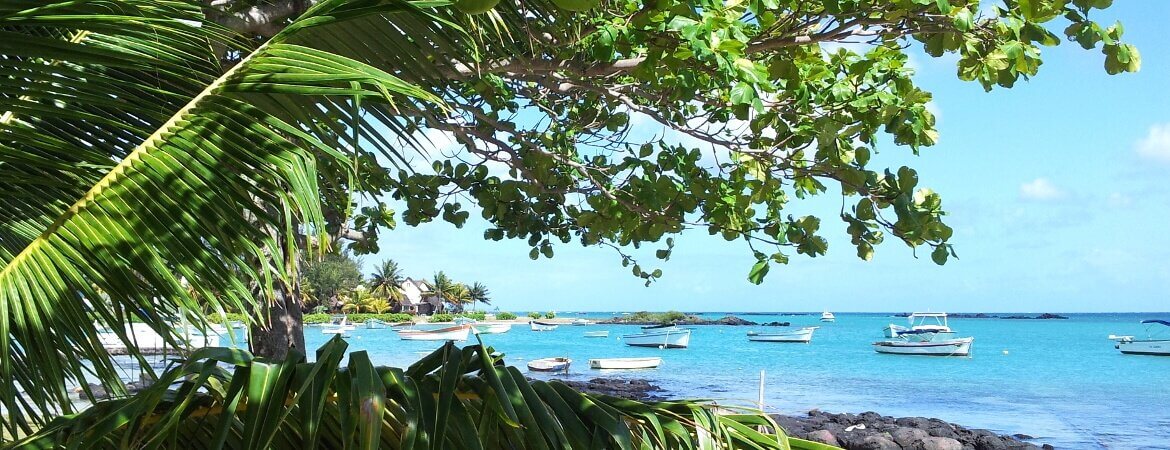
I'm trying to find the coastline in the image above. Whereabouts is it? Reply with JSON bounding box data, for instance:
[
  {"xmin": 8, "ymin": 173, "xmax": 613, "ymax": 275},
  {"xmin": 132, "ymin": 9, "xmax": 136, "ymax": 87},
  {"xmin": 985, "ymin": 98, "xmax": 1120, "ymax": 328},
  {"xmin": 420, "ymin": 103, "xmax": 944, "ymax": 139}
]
[{"xmin": 554, "ymin": 377, "xmax": 1051, "ymax": 450}]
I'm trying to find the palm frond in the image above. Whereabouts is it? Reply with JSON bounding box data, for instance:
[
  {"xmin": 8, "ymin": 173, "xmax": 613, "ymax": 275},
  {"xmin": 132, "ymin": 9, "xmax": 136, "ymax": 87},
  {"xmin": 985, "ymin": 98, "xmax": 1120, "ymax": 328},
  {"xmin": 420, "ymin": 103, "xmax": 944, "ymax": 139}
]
[
  {"xmin": 14, "ymin": 339, "xmax": 800, "ymax": 449},
  {"xmin": 0, "ymin": 0, "xmax": 473, "ymax": 431}
]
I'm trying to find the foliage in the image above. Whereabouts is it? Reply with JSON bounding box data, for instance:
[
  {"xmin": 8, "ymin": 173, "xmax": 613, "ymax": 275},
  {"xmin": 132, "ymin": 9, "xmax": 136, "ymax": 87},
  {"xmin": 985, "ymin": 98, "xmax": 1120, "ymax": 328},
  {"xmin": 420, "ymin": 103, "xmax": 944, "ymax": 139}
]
[
  {"xmin": 368, "ymin": 259, "xmax": 406, "ymax": 303},
  {"xmin": 467, "ymin": 281, "xmax": 491, "ymax": 309},
  {"xmin": 303, "ymin": 252, "xmax": 364, "ymax": 308},
  {"xmin": 496, "ymin": 312, "xmax": 518, "ymax": 320},
  {"xmin": 527, "ymin": 312, "xmax": 544, "ymax": 320},
  {"xmin": 302, "ymin": 314, "xmax": 333, "ymax": 325},
  {"xmin": 456, "ymin": 312, "xmax": 487, "ymax": 321},
  {"xmin": 304, "ymin": 313, "xmax": 413, "ymax": 324},
  {"xmin": 205, "ymin": 313, "xmax": 248, "ymax": 324},
  {"xmin": 429, "ymin": 313, "xmax": 456, "ymax": 323},
  {"xmin": 623, "ymin": 311, "xmax": 693, "ymax": 324},
  {"xmin": 15, "ymin": 338, "xmax": 806, "ymax": 449},
  {"xmin": 544, "ymin": 311, "xmax": 557, "ymax": 319}
]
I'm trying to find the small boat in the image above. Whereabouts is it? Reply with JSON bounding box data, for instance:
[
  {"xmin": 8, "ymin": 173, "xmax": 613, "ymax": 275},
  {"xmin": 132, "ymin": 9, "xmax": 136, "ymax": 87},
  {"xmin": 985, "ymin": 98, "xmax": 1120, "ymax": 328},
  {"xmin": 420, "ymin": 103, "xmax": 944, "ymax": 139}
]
[
  {"xmin": 821, "ymin": 311, "xmax": 836, "ymax": 322},
  {"xmin": 327, "ymin": 316, "xmax": 357, "ymax": 331},
  {"xmin": 884, "ymin": 312, "xmax": 955, "ymax": 341},
  {"xmin": 622, "ymin": 328, "xmax": 691, "ymax": 348},
  {"xmin": 873, "ymin": 337, "xmax": 974, "ymax": 356},
  {"xmin": 473, "ymin": 323, "xmax": 512, "ymax": 334},
  {"xmin": 1109, "ymin": 320, "xmax": 1170, "ymax": 356},
  {"xmin": 589, "ymin": 357, "xmax": 661, "ymax": 370},
  {"xmin": 454, "ymin": 317, "xmax": 477, "ymax": 325},
  {"xmin": 571, "ymin": 318, "xmax": 595, "ymax": 326},
  {"xmin": 640, "ymin": 323, "xmax": 679, "ymax": 330},
  {"xmin": 396, "ymin": 324, "xmax": 471, "ymax": 341},
  {"xmin": 321, "ymin": 327, "xmax": 351, "ymax": 337},
  {"xmin": 530, "ymin": 321, "xmax": 558, "ymax": 331},
  {"xmin": 365, "ymin": 319, "xmax": 388, "ymax": 329},
  {"xmin": 527, "ymin": 357, "xmax": 571, "ymax": 372},
  {"xmin": 747, "ymin": 326, "xmax": 819, "ymax": 343},
  {"xmin": 583, "ymin": 330, "xmax": 609, "ymax": 338}
]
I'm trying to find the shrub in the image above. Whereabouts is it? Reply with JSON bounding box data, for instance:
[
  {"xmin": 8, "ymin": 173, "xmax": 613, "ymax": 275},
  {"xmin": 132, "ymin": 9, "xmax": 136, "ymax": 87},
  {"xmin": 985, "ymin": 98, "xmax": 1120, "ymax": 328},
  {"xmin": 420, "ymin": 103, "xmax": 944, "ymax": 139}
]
[
  {"xmin": 496, "ymin": 312, "xmax": 517, "ymax": 320},
  {"xmin": 543, "ymin": 311, "xmax": 556, "ymax": 319},
  {"xmin": 345, "ymin": 313, "xmax": 414, "ymax": 323},
  {"xmin": 430, "ymin": 313, "xmax": 455, "ymax": 323},
  {"xmin": 527, "ymin": 312, "xmax": 542, "ymax": 320},
  {"xmin": 205, "ymin": 312, "xmax": 247, "ymax": 324},
  {"xmin": 303, "ymin": 313, "xmax": 332, "ymax": 324},
  {"xmin": 456, "ymin": 312, "xmax": 486, "ymax": 321}
]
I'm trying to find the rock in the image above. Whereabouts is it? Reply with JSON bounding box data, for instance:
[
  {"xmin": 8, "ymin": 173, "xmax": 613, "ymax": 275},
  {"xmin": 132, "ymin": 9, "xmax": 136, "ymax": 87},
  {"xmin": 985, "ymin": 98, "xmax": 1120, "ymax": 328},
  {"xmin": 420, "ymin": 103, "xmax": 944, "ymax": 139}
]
[
  {"xmin": 896, "ymin": 417, "xmax": 933, "ymax": 430},
  {"xmin": 913, "ymin": 437, "xmax": 964, "ymax": 450},
  {"xmin": 849, "ymin": 434, "xmax": 901, "ymax": 450},
  {"xmin": 1041, "ymin": 445, "xmax": 1055, "ymax": 450},
  {"xmin": 805, "ymin": 430, "xmax": 840, "ymax": 447},
  {"xmin": 927, "ymin": 426, "xmax": 960, "ymax": 440},
  {"xmin": 762, "ymin": 321, "xmax": 791, "ymax": 326},
  {"xmin": 709, "ymin": 316, "xmax": 757, "ymax": 326},
  {"xmin": 1011, "ymin": 434, "xmax": 1034, "ymax": 440},
  {"xmin": 892, "ymin": 427, "xmax": 930, "ymax": 447},
  {"xmin": 551, "ymin": 377, "xmax": 664, "ymax": 401},
  {"xmin": 974, "ymin": 434, "xmax": 1008, "ymax": 450}
]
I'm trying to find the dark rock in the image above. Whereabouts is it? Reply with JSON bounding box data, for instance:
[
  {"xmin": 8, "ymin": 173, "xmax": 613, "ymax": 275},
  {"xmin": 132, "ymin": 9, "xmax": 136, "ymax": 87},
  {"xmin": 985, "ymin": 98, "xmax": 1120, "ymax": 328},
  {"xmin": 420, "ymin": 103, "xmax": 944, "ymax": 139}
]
[
  {"xmin": 1041, "ymin": 445, "xmax": 1054, "ymax": 450},
  {"xmin": 805, "ymin": 430, "xmax": 840, "ymax": 447},
  {"xmin": 848, "ymin": 434, "xmax": 901, "ymax": 450},
  {"xmin": 913, "ymin": 437, "xmax": 964, "ymax": 450},
  {"xmin": 552, "ymin": 377, "xmax": 664, "ymax": 401},
  {"xmin": 896, "ymin": 417, "xmax": 933, "ymax": 430},
  {"xmin": 927, "ymin": 426, "xmax": 960, "ymax": 440},
  {"xmin": 761, "ymin": 321, "xmax": 791, "ymax": 326},
  {"xmin": 1011, "ymin": 434, "xmax": 1034, "ymax": 440},
  {"xmin": 1001, "ymin": 313, "xmax": 1068, "ymax": 320},
  {"xmin": 974, "ymin": 434, "xmax": 1008, "ymax": 450},
  {"xmin": 892, "ymin": 427, "xmax": 930, "ymax": 447}
]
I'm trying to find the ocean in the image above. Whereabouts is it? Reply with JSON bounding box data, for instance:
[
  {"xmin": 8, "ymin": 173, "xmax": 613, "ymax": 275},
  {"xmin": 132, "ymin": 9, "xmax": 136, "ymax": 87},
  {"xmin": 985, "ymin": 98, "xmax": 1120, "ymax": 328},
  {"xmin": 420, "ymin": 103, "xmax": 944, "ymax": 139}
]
[{"xmin": 303, "ymin": 312, "xmax": 1170, "ymax": 449}]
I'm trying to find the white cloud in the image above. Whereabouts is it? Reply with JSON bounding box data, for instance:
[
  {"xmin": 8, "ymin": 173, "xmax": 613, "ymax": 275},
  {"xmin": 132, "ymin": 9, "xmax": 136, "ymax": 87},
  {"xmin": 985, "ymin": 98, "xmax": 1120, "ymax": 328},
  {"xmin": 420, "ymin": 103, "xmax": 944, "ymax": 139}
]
[
  {"xmin": 1136, "ymin": 123, "xmax": 1170, "ymax": 164},
  {"xmin": 1019, "ymin": 178, "xmax": 1065, "ymax": 201}
]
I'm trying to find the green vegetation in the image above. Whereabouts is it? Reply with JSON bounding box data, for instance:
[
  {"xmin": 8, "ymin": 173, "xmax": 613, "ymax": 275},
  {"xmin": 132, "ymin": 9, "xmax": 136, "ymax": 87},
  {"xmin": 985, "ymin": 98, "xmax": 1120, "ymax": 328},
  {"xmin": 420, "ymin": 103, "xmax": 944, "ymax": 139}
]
[
  {"xmin": 544, "ymin": 311, "xmax": 557, "ymax": 319},
  {"xmin": 457, "ymin": 312, "xmax": 487, "ymax": 321},
  {"xmin": 496, "ymin": 312, "xmax": 518, "ymax": 320},
  {"xmin": 303, "ymin": 314, "xmax": 333, "ymax": 325},
  {"xmin": 527, "ymin": 312, "xmax": 543, "ymax": 320},
  {"xmin": 429, "ymin": 313, "xmax": 456, "ymax": 323},
  {"xmin": 624, "ymin": 311, "xmax": 692, "ymax": 324},
  {"xmin": 0, "ymin": 0, "xmax": 1138, "ymax": 444},
  {"xmin": 205, "ymin": 313, "xmax": 247, "ymax": 324},
  {"xmin": 302, "ymin": 313, "xmax": 414, "ymax": 325}
]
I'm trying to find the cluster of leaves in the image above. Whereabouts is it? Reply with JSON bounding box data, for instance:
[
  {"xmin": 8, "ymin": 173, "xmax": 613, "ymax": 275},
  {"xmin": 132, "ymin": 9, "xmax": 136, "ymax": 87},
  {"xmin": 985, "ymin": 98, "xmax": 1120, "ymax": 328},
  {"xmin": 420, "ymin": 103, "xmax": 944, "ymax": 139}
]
[
  {"xmin": 458, "ymin": 311, "xmax": 488, "ymax": 321},
  {"xmin": 377, "ymin": 0, "xmax": 1139, "ymax": 287},
  {"xmin": 527, "ymin": 312, "xmax": 544, "ymax": 320},
  {"xmin": 496, "ymin": 312, "xmax": 518, "ymax": 320},
  {"xmin": 205, "ymin": 313, "xmax": 249, "ymax": 325},
  {"xmin": 621, "ymin": 311, "xmax": 692, "ymax": 324},
  {"xmin": 430, "ymin": 313, "xmax": 457, "ymax": 323},
  {"xmin": 16, "ymin": 338, "xmax": 826, "ymax": 449}
]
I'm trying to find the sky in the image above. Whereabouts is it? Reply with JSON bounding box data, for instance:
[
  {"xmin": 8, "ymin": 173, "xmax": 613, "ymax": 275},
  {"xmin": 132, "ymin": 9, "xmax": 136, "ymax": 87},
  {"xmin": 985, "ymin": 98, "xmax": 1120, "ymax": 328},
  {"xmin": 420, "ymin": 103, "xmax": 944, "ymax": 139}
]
[{"xmin": 364, "ymin": 3, "xmax": 1170, "ymax": 313}]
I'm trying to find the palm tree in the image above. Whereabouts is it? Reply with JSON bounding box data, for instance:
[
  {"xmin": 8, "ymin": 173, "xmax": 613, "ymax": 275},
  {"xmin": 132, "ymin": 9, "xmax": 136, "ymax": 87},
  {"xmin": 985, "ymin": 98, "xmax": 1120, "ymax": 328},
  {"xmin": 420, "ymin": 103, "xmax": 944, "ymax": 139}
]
[
  {"xmin": 468, "ymin": 282, "xmax": 491, "ymax": 312},
  {"xmin": 368, "ymin": 259, "xmax": 405, "ymax": 306},
  {"xmin": 431, "ymin": 271, "xmax": 459, "ymax": 314}
]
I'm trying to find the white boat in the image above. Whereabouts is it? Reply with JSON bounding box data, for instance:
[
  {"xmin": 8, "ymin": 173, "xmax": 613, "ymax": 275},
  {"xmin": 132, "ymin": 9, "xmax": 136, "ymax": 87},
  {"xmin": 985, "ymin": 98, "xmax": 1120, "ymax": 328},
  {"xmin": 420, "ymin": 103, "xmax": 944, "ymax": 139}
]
[
  {"xmin": 527, "ymin": 357, "xmax": 571, "ymax": 372},
  {"xmin": 396, "ymin": 324, "xmax": 471, "ymax": 341},
  {"xmin": 583, "ymin": 330, "xmax": 609, "ymax": 338},
  {"xmin": 530, "ymin": 321, "xmax": 558, "ymax": 331},
  {"xmin": 454, "ymin": 317, "xmax": 477, "ymax": 325},
  {"xmin": 589, "ymin": 357, "xmax": 661, "ymax": 369},
  {"xmin": 820, "ymin": 311, "xmax": 836, "ymax": 322},
  {"xmin": 473, "ymin": 323, "xmax": 512, "ymax": 334},
  {"xmin": 571, "ymin": 318, "xmax": 595, "ymax": 326},
  {"xmin": 365, "ymin": 319, "xmax": 388, "ymax": 329},
  {"xmin": 884, "ymin": 312, "xmax": 956, "ymax": 341},
  {"xmin": 622, "ymin": 328, "xmax": 691, "ymax": 348},
  {"xmin": 747, "ymin": 326, "xmax": 819, "ymax": 343},
  {"xmin": 328, "ymin": 316, "xmax": 357, "ymax": 331},
  {"xmin": 873, "ymin": 337, "xmax": 973, "ymax": 356},
  {"xmin": 1110, "ymin": 320, "xmax": 1170, "ymax": 356},
  {"xmin": 321, "ymin": 327, "xmax": 351, "ymax": 337}
]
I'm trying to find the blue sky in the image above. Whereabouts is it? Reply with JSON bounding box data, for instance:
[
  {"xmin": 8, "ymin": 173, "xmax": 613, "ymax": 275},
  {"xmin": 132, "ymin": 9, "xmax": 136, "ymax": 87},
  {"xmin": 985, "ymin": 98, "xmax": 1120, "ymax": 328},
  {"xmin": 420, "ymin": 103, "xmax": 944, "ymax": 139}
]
[{"xmin": 367, "ymin": 4, "xmax": 1170, "ymax": 313}]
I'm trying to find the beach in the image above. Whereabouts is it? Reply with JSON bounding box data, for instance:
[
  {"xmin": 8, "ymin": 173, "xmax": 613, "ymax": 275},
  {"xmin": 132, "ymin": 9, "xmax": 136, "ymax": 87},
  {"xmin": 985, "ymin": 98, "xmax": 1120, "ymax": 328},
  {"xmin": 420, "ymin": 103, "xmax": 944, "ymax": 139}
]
[{"xmin": 302, "ymin": 312, "xmax": 1170, "ymax": 449}]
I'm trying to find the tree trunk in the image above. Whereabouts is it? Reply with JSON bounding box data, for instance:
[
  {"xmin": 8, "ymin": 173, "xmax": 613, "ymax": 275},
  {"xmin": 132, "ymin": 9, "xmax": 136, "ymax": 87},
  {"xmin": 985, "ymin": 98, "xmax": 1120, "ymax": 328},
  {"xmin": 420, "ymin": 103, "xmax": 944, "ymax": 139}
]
[{"xmin": 249, "ymin": 283, "xmax": 305, "ymax": 359}]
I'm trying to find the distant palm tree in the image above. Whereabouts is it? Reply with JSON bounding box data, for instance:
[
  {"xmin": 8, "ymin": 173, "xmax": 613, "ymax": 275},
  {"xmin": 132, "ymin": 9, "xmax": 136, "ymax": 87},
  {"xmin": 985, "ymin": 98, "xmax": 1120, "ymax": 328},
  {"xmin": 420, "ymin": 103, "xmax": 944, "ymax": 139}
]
[
  {"xmin": 431, "ymin": 271, "xmax": 458, "ymax": 315},
  {"xmin": 468, "ymin": 282, "xmax": 491, "ymax": 312},
  {"xmin": 368, "ymin": 259, "xmax": 406, "ymax": 306}
]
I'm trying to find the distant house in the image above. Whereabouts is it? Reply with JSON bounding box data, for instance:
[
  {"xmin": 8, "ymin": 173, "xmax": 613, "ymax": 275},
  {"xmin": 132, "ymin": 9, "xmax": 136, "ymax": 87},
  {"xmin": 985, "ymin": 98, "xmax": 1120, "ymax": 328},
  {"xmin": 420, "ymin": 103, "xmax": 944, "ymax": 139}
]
[{"xmin": 396, "ymin": 278, "xmax": 445, "ymax": 315}]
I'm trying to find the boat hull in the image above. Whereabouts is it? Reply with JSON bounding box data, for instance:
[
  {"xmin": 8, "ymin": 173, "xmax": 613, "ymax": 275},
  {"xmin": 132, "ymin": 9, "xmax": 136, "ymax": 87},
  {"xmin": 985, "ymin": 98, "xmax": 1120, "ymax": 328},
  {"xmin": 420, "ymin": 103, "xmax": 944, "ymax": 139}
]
[
  {"xmin": 1117, "ymin": 339, "xmax": 1170, "ymax": 356},
  {"xmin": 873, "ymin": 337, "xmax": 973, "ymax": 356},
  {"xmin": 396, "ymin": 325, "xmax": 470, "ymax": 341},
  {"xmin": 528, "ymin": 358, "xmax": 571, "ymax": 372},
  {"xmin": 583, "ymin": 331, "xmax": 609, "ymax": 338},
  {"xmin": 589, "ymin": 357, "xmax": 662, "ymax": 369},
  {"xmin": 530, "ymin": 321, "xmax": 558, "ymax": 331},
  {"xmin": 623, "ymin": 329, "xmax": 691, "ymax": 348},
  {"xmin": 747, "ymin": 327, "xmax": 818, "ymax": 343},
  {"xmin": 473, "ymin": 323, "xmax": 512, "ymax": 334}
]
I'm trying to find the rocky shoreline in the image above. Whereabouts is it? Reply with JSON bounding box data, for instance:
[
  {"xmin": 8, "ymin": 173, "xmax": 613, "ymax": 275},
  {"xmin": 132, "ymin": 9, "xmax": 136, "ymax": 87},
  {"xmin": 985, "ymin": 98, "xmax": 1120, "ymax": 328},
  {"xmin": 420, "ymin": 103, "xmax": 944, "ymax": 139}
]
[
  {"xmin": 893, "ymin": 313, "xmax": 1068, "ymax": 320},
  {"xmin": 598, "ymin": 315, "xmax": 788, "ymax": 326},
  {"xmin": 553, "ymin": 377, "xmax": 1050, "ymax": 450}
]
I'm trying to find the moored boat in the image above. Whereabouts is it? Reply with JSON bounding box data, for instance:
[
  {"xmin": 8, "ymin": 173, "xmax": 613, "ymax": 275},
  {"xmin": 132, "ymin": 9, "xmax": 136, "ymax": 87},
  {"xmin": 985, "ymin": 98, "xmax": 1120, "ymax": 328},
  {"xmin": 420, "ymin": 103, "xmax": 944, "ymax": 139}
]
[
  {"xmin": 396, "ymin": 324, "xmax": 471, "ymax": 341},
  {"xmin": 473, "ymin": 323, "xmax": 512, "ymax": 334},
  {"xmin": 747, "ymin": 326, "xmax": 819, "ymax": 343},
  {"xmin": 583, "ymin": 330, "xmax": 609, "ymax": 338},
  {"xmin": 530, "ymin": 321, "xmax": 558, "ymax": 331},
  {"xmin": 527, "ymin": 357, "xmax": 571, "ymax": 372},
  {"xmin": 884, "ymin": 312, "xmax": 955, "ymax": 341},
  {"xmin": 622, "ymin": 328, "xmax": 691, "ymax": 348},
  {"xmin": 873, "ymin": 337, "xmax": 973, "ymax": 356},
  {"xmin": 321, "ymin": 327, "xmax": 351, "ymax": 337},
  {"xmin": 1110, "ymin": 320, "xmax": 1170, "ymax": 356},
  {"xmin": 571, "ymin": 318, "xmax": 595, "ymax": 326},
  {"xmin": 820, "ymin": 311, "xmax": 836, "ymax": 322},
  {"xmin": 365, "ymin": 319, "xmax": 388, "ymax": 329},
  {"xmin": 589, "ymin": 357, "xmax": 661, "ymax": 369}
]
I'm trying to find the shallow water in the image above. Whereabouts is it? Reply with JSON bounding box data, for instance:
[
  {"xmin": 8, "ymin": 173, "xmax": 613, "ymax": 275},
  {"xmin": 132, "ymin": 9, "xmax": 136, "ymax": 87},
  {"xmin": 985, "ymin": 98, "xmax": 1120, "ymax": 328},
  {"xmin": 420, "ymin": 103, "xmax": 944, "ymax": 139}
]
[{"xmin": 304, "ymin": 312, "xmax": 1170, "ymax": 449}]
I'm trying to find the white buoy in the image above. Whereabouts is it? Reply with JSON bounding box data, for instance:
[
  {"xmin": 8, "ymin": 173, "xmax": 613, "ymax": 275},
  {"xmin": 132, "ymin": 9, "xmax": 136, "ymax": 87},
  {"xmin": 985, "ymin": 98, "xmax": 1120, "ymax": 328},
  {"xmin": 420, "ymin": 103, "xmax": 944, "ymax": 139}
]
[{"xmin": 1002, "ymin": 350, "xmax": 1009, "ymax": 355}]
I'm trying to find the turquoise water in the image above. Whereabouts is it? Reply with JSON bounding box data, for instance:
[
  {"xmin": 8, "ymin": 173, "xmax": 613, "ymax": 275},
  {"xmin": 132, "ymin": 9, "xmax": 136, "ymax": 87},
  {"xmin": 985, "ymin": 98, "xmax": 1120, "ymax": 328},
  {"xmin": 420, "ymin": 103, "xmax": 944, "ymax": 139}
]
[{"xmin": 304, "ymin": 313, "xmax": 1170, "ymax": 449}]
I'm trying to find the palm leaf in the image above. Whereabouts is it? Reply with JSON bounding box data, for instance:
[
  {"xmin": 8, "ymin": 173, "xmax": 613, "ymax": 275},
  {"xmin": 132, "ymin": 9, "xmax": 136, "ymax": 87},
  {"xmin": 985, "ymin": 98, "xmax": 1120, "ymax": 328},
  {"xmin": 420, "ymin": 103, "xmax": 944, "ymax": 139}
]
[
  {"xmin": 13, "ymin": 339, "xmax": 804, "ymax": 450},
  {"xmin": 0, "ymin": 0, "xmax": 472, "ymax": 432}
]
